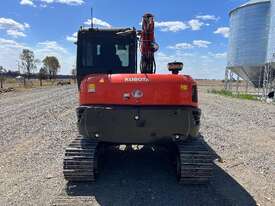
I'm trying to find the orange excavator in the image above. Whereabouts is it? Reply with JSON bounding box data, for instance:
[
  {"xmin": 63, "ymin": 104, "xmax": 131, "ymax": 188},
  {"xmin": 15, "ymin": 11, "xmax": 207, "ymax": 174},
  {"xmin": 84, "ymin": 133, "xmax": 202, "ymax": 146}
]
[{"xmin": 63, "ymin": 13, "xmax": 213, "ymax": 184}]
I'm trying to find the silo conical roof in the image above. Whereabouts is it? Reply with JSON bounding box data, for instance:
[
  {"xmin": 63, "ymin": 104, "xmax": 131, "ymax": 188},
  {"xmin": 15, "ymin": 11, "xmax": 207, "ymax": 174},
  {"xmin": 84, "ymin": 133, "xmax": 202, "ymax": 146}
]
[
  {"xmin": 230, "ymin": 0, "xmax": 270, "ymax": 15},
  {"xmin": 241, "ymin": 0, "xmax": 270, "ymax": 7}
]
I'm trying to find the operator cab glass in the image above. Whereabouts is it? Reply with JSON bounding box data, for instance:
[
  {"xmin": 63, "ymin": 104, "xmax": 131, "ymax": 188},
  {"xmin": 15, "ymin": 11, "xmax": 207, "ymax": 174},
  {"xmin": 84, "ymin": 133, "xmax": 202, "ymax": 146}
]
[
  {"xmin": 81, "ymin": 42, "xmax": 130, "ymax": 68},
  {"xmin": 76, "ymin": 28, "xmax": 137, "ymax": 85}
]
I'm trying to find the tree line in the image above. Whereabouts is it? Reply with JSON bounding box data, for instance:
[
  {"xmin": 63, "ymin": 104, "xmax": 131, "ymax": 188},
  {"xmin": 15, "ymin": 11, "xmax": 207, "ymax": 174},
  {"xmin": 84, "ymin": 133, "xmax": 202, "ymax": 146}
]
[
  {"xmin": 0, "ymin": 49, "xmax": 66, "ymax": 88},
  {"xmin": 19, "ymin": 49, "xmax": 61, "ymax": 80}
]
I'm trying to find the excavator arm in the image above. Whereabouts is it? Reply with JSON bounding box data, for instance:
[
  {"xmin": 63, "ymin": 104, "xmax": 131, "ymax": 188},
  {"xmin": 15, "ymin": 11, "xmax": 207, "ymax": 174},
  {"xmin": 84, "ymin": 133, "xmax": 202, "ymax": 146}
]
[{"xmin": 139, "ymin": 13, "xmax": 159, "ymax": 74}]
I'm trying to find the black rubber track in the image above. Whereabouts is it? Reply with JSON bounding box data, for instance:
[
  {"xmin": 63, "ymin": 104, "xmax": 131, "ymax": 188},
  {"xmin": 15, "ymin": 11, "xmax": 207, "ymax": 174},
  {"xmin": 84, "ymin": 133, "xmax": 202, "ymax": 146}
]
[
  {"xmin": 63, "ymin": 137, "xmax": 98, "ymax": 182},
  {"xmin": 176, "ymin": 138, "xmax": 214, "ymax": 184}
]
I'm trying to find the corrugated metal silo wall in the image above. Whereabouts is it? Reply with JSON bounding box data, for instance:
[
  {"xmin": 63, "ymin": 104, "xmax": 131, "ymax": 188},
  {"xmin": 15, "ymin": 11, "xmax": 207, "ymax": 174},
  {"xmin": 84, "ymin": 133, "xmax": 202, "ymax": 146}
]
[
  {"xmin": 228, "ymin": 1, "xmax": 270, "ymax": 87},
  {"xmin": 267, "ymin": 0, "xmax": 275, "ymax": 62}
]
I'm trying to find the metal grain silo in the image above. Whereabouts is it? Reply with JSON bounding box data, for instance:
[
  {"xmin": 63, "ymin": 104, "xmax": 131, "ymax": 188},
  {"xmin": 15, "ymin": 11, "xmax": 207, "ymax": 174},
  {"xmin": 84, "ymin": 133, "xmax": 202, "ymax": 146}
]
[
  {"xmin": 227, "ymin": 0, "xmax": 271, "ymax": 87},
  {"xmin": 267, "ymin": 0, "xmax": 275, "ymax": 63}
]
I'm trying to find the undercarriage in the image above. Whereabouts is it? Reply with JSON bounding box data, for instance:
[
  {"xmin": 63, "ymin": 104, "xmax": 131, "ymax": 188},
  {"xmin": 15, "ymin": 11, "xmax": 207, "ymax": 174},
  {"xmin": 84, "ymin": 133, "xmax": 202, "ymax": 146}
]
[
  {"xmin": 63, "ymin": 136, "xmax": 214, "ymax": 184},
  {"xmin": 63, "ymin": 105, "xmax": 213, "ymax": 184}
]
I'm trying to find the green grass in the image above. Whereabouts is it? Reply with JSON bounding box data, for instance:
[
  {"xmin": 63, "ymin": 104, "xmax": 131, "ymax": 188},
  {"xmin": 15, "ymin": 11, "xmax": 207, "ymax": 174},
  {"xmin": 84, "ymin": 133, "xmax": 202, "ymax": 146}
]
[{"xmin": 208, "ymin": 89, "xmax": 258, "ymax": 101}]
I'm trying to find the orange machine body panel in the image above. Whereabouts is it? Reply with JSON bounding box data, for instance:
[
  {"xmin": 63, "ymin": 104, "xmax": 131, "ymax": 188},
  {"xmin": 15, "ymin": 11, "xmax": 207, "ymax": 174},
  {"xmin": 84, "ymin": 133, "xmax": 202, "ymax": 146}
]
[{"xmin": 79, "ymin": 74, "xmax": 198, "ymax": 107}]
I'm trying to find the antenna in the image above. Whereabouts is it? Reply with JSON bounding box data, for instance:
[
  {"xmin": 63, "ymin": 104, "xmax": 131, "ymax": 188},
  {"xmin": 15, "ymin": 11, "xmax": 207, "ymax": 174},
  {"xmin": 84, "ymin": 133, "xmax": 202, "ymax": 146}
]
[{"xmin": 91, "ymin": 7, "xmax": 93, "ymax": 28}]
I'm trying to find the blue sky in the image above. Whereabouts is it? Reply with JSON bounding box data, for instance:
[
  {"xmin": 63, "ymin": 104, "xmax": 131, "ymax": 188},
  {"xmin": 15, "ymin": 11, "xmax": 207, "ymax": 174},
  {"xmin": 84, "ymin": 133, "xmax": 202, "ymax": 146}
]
[{"xmin": 0, "ymin": 0, "xmax": 247, "ymax": 79}]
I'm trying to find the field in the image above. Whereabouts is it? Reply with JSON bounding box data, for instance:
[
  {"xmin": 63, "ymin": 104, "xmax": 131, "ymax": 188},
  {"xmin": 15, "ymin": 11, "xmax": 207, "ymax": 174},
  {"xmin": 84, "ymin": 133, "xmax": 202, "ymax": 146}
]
[
  {"xmin": 0, "ymin": 84, "xmax": 274, "ymax": 206},
  {"xmin": 197, "ymin": 79, "xmax": 261, "ymax": 94},
  {"xmin": 1, "ymin": 78, "xmax": 74, "ymax": 92}
]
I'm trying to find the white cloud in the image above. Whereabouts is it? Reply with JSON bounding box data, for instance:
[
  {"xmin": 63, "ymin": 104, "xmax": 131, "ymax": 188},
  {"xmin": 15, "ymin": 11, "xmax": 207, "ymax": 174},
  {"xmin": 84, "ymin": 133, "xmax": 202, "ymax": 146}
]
[
  {"xmin": 20, "ymin": 0, "xmax": 84, "ymax": 7},
  {"xmin": 35, "ymin": 40, "xmax": 74, "ymax": 74},
  {"xmin": 41, "ymin": 0, "xmax": 84, "ymax": 5},
  {"xmin": 6, "ymin": 29, "xmax": 27, "ymax": 38},
  {"xmin": 169, "ymin": 40, "xmax": 211, "ymax": 50},
  {"xmin": 188, "ymin": 19, "xmax": 204, "ymax": 31},
  {"xmin": 155, "ymin": 21, "xmax": 189, "ymax": 32},
  {"xmin": 0, "ymin": 38, "xmax": 26, "ymax": 70},
  {"xmin": 209, "ymin": 52, "xmax": 227, "ymax": 59},
  {"xmin": 216, "ymin": 53, "xmax": 227, "ymax": 58},
  {"xmin": 214, "ymin": 27, "xmax": 230, "ymax": 38},
  {"xmin": 37, "ymin": 41, "xmax": 68, "ymax": 54},
  {"xmin": 154, "ymin": 50, "xmax": 226, "ymax": 79},
  {"xmin": 24, "ymin": 23, "xmax": 30, "ymax": 29},
  {"xmin": 0, "ymin": 18, "xmax": 29, "ymax": 38},
  {"xmin": 168, "ymin": 43, "xmax": 194, "ymax": 50},
  {"xmin": 196, "ymin": 15, "xmax": 219, "ymax": 21},
  {"xmin": 66, "ymin": 32, "xmax": 77, "ymax": 42},
  {"xmin": 154, "ymin": 17, "xmax": 212, "ymax": 33},
  {"xmin": 193, "ymin": 40, "xmax": 211, "ymax": 48},
  {"xmin": 156, "ymin": 52, "xmax": 174, "ymax": 62},
  {"xmin": 84, "ymin": 18, "xmax": 112, "ymax": 28},
  {"xmin": 0, "ymin": 38, "xmax": 25, "ymax": 49},
  {"xmin": 20, "ymin": 0, "xmax": 36, "ymax": 6},
  {"xmin": 0, "ymin": 38, "xmax": 74, "ymax": 74},
  {"xmin": 156, "ymin": 51, "xmax": 195, "ymax": 70},
  {"xmin": 0, "ymin": 18, "xmax": 29, "ymax": 31}
]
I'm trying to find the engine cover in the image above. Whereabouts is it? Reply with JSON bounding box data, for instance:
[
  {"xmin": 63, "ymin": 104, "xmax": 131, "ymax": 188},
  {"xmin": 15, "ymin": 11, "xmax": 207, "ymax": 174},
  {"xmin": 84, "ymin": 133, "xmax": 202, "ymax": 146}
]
[{"xmin": 79, "ymin": 74, "xmax": 198, "ymax": 107}]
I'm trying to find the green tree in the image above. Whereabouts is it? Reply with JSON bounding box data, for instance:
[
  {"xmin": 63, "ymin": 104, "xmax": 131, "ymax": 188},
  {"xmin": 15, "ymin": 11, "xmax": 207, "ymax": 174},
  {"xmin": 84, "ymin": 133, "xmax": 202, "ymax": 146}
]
[
  {"xmin": 38, "ymin": 67, "xmax": 48, "ymax": 86},
  {"xmin": 20, "ymin": 49, "xmax": 38, "ymax": 79},
  {"xmin": 0, "ymin": 66, "xmax": 7, "ymax": 89},
  {"xmin": 42, "ymin": 56, "xmax": 60, "ymax": 80}
]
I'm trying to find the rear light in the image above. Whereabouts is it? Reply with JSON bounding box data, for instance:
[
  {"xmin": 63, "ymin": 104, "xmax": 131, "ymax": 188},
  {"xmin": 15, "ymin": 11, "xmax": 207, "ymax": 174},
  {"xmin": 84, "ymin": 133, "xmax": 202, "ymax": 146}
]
[
  {"xmin": 192, "ymin": 85, "xmax": 198, "ymax": 102},
  {"xmin": 180, "ymin": 84, "xmax": 188, "ymax": 92},
  {"xmin": 88, "ymin": 84, "xmax": 96, "ymax": 93}
]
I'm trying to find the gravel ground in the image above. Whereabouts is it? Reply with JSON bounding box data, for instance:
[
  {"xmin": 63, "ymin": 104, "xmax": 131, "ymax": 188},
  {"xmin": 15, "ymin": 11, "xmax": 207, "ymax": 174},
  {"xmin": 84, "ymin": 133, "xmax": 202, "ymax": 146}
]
[
  {"xmin": 200, "ymin": 92, "xmax": 275, "ymax": 206},
  {"xmin": 0, "ymin": 86, "xmax": 78, "ymax": 206},
  {"xmin": 0, "ymin": 85, "xmax": 274, "ymax": 206}
]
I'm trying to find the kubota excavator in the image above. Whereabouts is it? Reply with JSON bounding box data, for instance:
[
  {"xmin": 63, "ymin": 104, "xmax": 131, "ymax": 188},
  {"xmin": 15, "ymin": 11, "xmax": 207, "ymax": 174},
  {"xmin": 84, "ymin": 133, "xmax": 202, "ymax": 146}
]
[{"xmin": 63, "ymin": 13, "xmax": 214, "ymax": 184}]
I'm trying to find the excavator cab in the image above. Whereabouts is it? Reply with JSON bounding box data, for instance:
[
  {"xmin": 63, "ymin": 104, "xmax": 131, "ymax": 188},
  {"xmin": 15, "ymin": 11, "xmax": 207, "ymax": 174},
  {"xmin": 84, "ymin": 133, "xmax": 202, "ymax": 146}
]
[{"xmin": 76, "ymin": 28, "xmax": 138, "ymax": 85}]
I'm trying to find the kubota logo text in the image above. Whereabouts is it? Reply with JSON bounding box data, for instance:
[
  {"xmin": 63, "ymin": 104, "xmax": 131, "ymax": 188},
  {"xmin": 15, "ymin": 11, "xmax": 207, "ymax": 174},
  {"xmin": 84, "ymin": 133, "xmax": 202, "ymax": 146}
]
[{"xmin": 125, "ymin": 77, "xmax": 149, "ymax": 82}]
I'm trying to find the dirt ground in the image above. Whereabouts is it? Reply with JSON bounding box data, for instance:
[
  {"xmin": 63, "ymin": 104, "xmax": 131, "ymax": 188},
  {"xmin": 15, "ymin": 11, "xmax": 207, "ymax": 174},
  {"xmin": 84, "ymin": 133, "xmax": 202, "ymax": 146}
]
[{"xmin": 0, "ymin": 85, "xmax": 274, "ymax": 206}]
